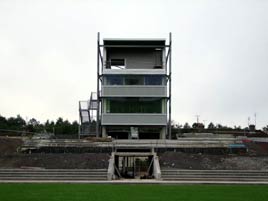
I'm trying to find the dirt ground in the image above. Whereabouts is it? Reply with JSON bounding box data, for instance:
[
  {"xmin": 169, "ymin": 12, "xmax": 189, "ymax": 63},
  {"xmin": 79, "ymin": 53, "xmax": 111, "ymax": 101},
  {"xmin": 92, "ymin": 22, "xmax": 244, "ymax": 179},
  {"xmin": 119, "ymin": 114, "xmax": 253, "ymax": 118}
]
[
  {"xmin": 0, "ymin": 153, "xmax": 109, "ymax": 169},
  {"xmin": 1, "ymin": 136, "xmax": 268, "ymax": 170},
  {"xmin": 159, "ymin": 152, "xmax": 268, "ymax": 170},
  {"xmin": 0, "ymin": 137, "xmax": 22, "ymax": 154},
  {"xmin": 0, "ymin": 137, "xmax": 109, "ymax": 169}
]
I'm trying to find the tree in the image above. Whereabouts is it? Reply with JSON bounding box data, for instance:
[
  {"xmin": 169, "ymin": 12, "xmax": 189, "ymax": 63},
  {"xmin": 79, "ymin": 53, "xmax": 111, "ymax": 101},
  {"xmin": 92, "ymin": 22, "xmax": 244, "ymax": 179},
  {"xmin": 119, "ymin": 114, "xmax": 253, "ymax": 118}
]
[
  {"xmin": 28, "ymin": 118, "xmax": 39, "ymax": 127},
  {"xmin": 26, "ymin": 118, "xmax": 40, "ymax": 132},
  {"xmin": 7, "ymin": 115, "xmax": 26, "ymax": 130},
  {"xmin": 208, "ymin": 122, "xmax": 216, "ymax": 129},
  {"xmin": 54, "ymin": 118, "xmax": 77, "ymax": 135},
  {"xmin": 216, "ymin": 124, "xmax": 223, "ymax": 129},
  {"xmin": 192, "ymin": 123, "xmax": 204, "ymax": 129},
  {"xmin": 0, "ymin": 115, "xmax": 8, "ymax": 129},
  {"xmin": 56, "ymin": 117, "xmax": 64, "ymax": 125},
  {"xmin": 44, "ymin": 120, "xmax": 55, "ymax": 133},
  {"xmin": 183, "ymin": 122, "xmax": 191, "ymax": 129},
  {"xmin": 263, "ymin": 126, "xmax": 268, "ymax": 133}
]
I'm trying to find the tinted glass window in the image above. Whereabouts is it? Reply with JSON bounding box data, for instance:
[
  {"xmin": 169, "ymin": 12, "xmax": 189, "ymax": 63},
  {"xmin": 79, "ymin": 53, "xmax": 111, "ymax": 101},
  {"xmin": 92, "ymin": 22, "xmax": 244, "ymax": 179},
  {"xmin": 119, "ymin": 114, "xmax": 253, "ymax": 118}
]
[
  {"xmin": 108, "ymin": 98, "xmax": 162, "ymax": 113},
  {"xmin": 145, "ymin": 75, "xmax": 163, "ymax": 85},
  {"xmin": 125, "ymin": 76, "xmax": 144, "ymax": 85},
  {"xmin": 107, "ymin": 76, "xmax": 123, "ymax": 85}
]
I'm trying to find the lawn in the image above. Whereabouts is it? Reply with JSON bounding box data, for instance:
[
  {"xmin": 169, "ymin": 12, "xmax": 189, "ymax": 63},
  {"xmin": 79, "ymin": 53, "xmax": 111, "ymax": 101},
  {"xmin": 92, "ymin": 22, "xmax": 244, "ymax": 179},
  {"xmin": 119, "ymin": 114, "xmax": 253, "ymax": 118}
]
[{"xmin": 0, "ymin": 184, "xmax": 267, "ymax": 201}]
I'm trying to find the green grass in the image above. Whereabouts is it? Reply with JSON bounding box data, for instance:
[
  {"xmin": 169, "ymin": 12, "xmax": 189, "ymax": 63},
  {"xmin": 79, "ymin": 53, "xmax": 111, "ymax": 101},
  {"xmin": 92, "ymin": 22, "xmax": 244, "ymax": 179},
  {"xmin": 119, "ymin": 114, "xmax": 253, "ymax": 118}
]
[{"xmin": 0, "ymin": 184, "xmax": 267, "ymax": 201}]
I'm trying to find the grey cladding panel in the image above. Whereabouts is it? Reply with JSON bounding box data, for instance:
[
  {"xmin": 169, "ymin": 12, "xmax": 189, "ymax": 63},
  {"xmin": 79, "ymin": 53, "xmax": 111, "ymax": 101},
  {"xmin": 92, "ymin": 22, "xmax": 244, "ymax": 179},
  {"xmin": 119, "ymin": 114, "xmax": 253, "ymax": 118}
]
[
  {"xmin": 102, "ymin": 114, "xmax": 167, "ymax": 125},
  {"xmin": 102, "ymin": 86, "xmax": 167, "ymax": 97}
]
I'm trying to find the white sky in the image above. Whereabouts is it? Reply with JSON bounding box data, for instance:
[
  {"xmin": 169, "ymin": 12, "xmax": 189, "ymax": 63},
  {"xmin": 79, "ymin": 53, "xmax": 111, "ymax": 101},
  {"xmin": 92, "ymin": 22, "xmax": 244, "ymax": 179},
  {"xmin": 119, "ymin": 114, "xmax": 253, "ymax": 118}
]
[{"xmin": 0, "ymin": 0, "xmax": 267, "ymax": 128}]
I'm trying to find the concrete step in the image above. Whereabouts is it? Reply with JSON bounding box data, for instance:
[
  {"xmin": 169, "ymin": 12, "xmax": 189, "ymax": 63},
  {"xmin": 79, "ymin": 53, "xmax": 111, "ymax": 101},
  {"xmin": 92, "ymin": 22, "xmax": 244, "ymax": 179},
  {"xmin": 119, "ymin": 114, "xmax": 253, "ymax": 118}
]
[
  {"xmin": 0, "ymin": 169, "xmax": 107, "ymax": 181},
  {"xmin": 162, "ymin": 171, "xmax": 268, "ymax": 175},
  {"xmin": 0, "ymin": 170, "xmax": 107, "ymax": 173},
  {"xmin": 162, "ymin": 175, "xmax": 268, "ymax": 178},
  {"xmin": 0, "ymin": 177, "xmax": 107, "ymax": 180},
  {"xmin": 163, "ymin": 178, "xmax": 268, "ymax": 181},
  {"xmin": 161, "ymin": 169, "xmax": 268, "ymax": 181}
]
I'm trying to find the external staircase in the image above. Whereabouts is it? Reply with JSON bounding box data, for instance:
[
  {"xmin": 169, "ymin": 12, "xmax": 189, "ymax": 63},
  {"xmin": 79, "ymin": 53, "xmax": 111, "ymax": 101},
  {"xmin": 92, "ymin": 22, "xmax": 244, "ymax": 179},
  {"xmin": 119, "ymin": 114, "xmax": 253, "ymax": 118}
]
[{"xmin": 79, "ymin": 92, "xmax": 98, "ymax": 137}]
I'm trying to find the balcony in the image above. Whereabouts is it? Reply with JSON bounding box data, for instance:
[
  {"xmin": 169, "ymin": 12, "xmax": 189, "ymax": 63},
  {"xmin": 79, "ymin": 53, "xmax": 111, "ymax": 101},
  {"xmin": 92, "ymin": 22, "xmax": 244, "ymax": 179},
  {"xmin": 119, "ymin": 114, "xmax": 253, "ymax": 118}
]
[
  {"xmin": 101, "ymin": 85, "xmax": 167, "ymax": 97},
  {"xmin": 101, "ymin": 113, "xmax": 167, "ymax": 126}
]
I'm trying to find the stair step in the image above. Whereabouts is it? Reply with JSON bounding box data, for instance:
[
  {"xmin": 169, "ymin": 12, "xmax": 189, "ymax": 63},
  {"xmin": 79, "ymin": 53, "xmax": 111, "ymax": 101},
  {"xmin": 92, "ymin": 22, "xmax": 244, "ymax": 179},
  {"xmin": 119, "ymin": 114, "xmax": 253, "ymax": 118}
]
[{"xmin": 0, "ymin": 169, "xmax": 107, "ymax": 181}]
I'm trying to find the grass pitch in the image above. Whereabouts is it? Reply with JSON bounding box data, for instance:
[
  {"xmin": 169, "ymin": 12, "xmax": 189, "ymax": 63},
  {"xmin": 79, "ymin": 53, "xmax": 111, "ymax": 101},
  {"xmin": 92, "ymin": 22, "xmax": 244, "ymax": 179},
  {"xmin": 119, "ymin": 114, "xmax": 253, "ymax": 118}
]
[{"xmin": 0, "ymin": 184, "xmax": 267, "ymax": 201}]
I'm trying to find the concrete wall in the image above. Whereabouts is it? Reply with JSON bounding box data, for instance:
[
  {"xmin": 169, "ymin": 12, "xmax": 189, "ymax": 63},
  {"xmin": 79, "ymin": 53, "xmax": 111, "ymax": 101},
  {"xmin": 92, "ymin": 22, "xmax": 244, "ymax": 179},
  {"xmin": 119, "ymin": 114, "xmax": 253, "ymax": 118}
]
[
  {"xmin": 153, "ymin": 155, "xmax": 161, "ymax": 179},
  {"xmin": 107, "ymin": 153, "xmax": 115, "ymax": 180}
]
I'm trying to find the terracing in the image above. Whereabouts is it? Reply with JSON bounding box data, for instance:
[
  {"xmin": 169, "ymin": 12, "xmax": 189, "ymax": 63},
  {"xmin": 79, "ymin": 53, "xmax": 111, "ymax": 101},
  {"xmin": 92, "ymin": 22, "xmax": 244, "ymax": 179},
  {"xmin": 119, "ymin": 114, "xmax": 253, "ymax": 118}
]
[
  {"xmin": 2, "ymin": 135, "xmax": 268, "ymax": 183},
  {"xmin": 20, "ymin": 135, "xmax": 244, "ymax": 153}
]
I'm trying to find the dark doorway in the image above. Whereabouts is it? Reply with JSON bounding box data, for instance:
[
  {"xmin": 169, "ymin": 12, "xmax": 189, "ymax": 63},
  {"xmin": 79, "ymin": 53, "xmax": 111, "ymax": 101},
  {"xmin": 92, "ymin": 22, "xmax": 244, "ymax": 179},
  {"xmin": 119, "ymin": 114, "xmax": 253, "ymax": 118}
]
[
  {"xmin": 139, "ymin": 132, "xmax": 160, "ymax": 139},
  {"xmin": 114, "ymin": 155, "xmax": 154, "ymax": 179},
  {"xmin": 108, "ymin": 132, "xmax": 129, "ymax": 139}
]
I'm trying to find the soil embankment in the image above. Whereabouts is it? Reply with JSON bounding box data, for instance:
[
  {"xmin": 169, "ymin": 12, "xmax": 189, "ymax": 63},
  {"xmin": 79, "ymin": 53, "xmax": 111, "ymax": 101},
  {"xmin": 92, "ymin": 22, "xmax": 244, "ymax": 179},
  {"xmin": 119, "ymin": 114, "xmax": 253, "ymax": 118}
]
[{"xmin": 1, "ymin": 136, "xmax": 268, "ymax": 170}]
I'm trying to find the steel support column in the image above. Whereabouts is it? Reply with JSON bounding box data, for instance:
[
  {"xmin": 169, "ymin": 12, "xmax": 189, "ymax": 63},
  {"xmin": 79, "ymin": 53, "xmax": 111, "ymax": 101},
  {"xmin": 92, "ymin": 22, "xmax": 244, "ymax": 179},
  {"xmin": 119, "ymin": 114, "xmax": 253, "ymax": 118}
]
[
  {"xmin": 168, "ymin": 32, "xmax": 172, "ymax": 139},
  {"xmin": 96, "ymin": 32, "xmax": 100, "ymax": 137}
]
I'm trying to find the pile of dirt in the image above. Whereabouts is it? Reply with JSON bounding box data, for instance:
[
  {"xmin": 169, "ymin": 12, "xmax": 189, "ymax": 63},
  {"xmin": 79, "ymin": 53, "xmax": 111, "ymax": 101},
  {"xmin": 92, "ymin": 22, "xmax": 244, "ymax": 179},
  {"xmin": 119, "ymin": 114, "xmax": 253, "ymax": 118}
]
[
  {"xmin": 0, "ymin": 137, "xmax": 23, "ymax": 154},
  {"xmin": 0, "ymin": 136, "xmax": 110, "ymax": 169},
  {"xmin": 244, "ymin": 141, "xmax": 268, "ymax": 155},
  {"xmin": 0, "ymin": 153, "xmax": 110, "ymax": 169},
  {"xmin": 159, "ymin": 152, "xmax": 268, "ymax": 170}
]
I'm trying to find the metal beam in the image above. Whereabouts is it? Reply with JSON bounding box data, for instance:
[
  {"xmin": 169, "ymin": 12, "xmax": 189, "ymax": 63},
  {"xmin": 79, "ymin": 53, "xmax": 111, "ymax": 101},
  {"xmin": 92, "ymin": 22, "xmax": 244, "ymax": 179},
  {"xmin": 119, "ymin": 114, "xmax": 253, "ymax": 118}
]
[
  {"xmin": 168, "ymin": 32, "xmax": 172, "ymax": 140},
  {"xmin": 96, "ymin": 32, "xmax": 100, "ymax": 137},
  {"xmin": 98, "ymin": 47, "xmax": 103, "ymax": 66},
  {"xmin": 100, "ymin": 45, "xmax": 169, "ymax": 48},
  {"xmin": 165, "ymin": 47, "xmax": 171, "ymax": 66}
]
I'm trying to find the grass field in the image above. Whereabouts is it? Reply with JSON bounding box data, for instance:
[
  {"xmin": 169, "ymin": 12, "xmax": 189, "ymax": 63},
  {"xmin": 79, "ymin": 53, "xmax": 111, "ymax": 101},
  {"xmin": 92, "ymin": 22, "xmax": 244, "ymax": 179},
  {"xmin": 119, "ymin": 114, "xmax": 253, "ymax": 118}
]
[{"xmin": 0, "ymin": 184, "xmax": 268, "ymax": 201}]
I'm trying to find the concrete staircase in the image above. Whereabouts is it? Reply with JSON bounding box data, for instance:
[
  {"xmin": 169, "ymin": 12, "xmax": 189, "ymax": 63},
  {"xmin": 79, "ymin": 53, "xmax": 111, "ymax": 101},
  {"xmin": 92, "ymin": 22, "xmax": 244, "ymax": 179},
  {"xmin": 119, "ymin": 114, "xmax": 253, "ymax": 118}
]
[
  {"xmin": 0, "ymin": 169, "xmax": 107, "ymax": 181},
  {"xmin": 161, "ymin": 169, "xmax": 268, "ymax": 182}
]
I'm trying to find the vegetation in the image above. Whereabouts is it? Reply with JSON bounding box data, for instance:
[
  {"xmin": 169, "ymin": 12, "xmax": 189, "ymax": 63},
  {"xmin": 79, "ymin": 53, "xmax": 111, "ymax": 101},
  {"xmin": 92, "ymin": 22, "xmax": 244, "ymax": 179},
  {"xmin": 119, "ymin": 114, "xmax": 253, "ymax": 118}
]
[
  {"xmin": 1, "ymin": 114, "xmax": 268, "ymax": 137},
  {"xmin": 0, "ymin": 114, "xmax": 78, "ymax": 135},
  {"xmin": 0, "ymin": 184, "xmax": 267, "ymax": 201}
]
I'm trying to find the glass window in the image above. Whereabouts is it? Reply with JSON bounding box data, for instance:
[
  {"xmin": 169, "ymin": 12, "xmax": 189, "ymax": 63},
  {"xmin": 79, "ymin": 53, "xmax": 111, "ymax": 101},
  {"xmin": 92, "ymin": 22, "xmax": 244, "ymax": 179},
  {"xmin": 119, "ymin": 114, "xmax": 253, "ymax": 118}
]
[
  {"xmin": 108, "ymin": 98, "xmax": 162, "ymax": 113},
  {"xmin": 106, "ymin": 75, "xmax": 123, "ymax": 85},
  {"xmin": 145, "ymin": 75, "xmax": 163, "ymax": 85},
  {"xmin": 105, "ymin": 75, "xmax": 163, "ymax": 86},
  {"xmin": 125, "ymin": 76, "xmax": 144, "ymax": 85}
]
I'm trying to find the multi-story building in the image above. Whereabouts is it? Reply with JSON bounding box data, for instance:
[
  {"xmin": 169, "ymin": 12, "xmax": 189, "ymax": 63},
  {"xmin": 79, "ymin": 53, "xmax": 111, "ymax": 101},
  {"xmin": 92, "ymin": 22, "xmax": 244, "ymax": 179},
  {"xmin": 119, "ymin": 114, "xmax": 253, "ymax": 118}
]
[{"xmin": 79, "ymin": 33, "xmax": 172, "ymax": 139}]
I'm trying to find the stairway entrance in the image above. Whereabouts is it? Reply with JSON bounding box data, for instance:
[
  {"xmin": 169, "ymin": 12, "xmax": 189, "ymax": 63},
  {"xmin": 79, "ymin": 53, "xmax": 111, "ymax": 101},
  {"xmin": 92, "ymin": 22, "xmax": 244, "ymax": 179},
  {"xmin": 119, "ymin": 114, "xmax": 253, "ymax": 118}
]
[
  {"xmin": 108, "ymin": 151, "xmax": 161, "ymax": 180},
  {"xmin": 115, "ymin": 154, "xmax": 153, "ymax": 179}
]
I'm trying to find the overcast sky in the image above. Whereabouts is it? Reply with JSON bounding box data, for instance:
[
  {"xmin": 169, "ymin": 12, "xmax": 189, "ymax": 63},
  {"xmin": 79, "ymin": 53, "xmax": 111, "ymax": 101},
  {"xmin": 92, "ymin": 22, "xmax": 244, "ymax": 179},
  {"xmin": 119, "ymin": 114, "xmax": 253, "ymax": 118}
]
[{"xmin": 0, "ymin": 0, "xmax": 267, "ymax": 128}]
